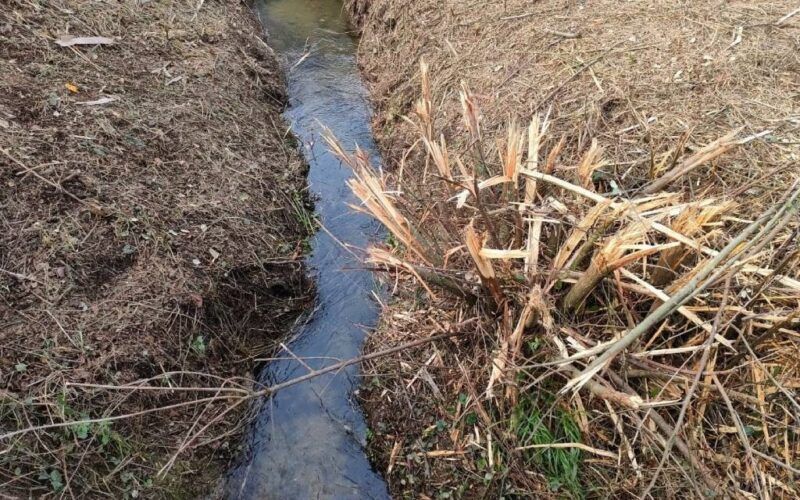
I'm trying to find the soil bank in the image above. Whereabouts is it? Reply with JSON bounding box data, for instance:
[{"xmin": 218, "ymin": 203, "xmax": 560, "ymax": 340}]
[
  {"xmin": 1, "ymin": 0, "xmax": 310, "ymax": 497},
  {"xmin": 345, "ymin": 0, "xmax": 800, "ymax": 498}
]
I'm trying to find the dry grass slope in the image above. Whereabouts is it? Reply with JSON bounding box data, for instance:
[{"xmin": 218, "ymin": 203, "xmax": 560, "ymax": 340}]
[
  {"xmin": 1, "ymin": 0, "xmax": 311, "ymax": 496},
  {"xmin": 344, "ymin": 0, "xmax": 800, "ymax": 498}
]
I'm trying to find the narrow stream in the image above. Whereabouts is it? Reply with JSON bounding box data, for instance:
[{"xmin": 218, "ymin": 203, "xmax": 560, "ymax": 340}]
[{"xmin": 224, "ymin": 1, "xmax": 390, "ymax": 498}]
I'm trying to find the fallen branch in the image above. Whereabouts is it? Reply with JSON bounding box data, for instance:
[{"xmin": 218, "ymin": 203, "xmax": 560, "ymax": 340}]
[
  {"xmin": 2, "ymin": 148, "xmax": 90, "ymax": 207},
  {"xmin": 0, "ymin": 329, "xmax": 469, "ymax": 442}
]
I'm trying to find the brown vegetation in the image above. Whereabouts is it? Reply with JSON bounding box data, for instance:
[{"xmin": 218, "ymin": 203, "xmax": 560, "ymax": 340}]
[
  {"xmin": 344, "ymin": 0, "xmax": 800, "ymax": 497},
  {"xmin": 1, "ymin": 0, "xmax": 310, "ymax": 496}
]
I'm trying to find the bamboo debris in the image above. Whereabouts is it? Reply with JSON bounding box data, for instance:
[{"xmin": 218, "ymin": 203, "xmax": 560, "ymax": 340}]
[
  {"xmin": 523, "ymin": 116, "xmax": 547, "ymax": 278},
  {"xmin": 565, "ymin": 180, "xmax": 800, "ymax": 392},
  {"xmin": 501, "ymin": 120, "xmax": 524, "ymax": 184},
  {"xmin": 412, "ymin": 57, "xmax": 435, "ymax": 141},
  {"xmin": 423, "ymin": 135, "xmax": 452, "ymax": 180},
  {"xmin": 466, "ymin": 223, "xmax": 504, "ymax": 305},
  {"xmin": 650, "ymin": 201, "xmax": 735, "ymax": 286},
  {"xmin": 576, "ymin": 139, "xmax": 606, "ymax": 190},
  {"xmin": 323, "ymin": 129, "xmax": 436, "ymax": 265},
  {"xmin": 551, "ymin": 200, "xmax": 611, "ymax": 272},
  {"xmin": 642, "ymin": 128, "xmax": 742, "ymax": 194},
  {"xmin": 562, "ymin": 221, "xmax": 673, "ymax": 310},
  {"xmin": 325, "ymin": 62, "xmax": 800, "ymax": 494}
]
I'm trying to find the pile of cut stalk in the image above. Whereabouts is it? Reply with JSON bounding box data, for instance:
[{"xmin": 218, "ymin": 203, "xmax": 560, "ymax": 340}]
[{"xmin": 326, "ymin": 60, "xmax": 800, "ymax": 497}]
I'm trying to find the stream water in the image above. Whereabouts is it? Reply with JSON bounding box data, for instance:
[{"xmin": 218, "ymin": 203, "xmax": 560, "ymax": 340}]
[{"xmin": 224, "ymin": 1, "xmax": 390, "ymax": 498}]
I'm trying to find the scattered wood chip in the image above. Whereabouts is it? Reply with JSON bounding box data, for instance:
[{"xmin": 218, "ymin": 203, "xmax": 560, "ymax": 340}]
[
  {"xmin": 387, "ymin": 440, "xmax": 403, "ymax": 474},
  {"xmin": 76, "ymin": 96, "xmax": 118, "ymax": 106},
  {"xmin": 544, "ymin": 29, "xmax": 580, "ymax": 39},
  {"xmin": 425, "ymin": 450, "xmax": 467, "ymax": 458},
  {"xmin": 56, "ymin": 35, "xmax": 115, "ymax": 47}
]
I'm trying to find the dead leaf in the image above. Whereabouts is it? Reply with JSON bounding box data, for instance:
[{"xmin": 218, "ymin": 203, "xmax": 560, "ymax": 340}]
[
  {"xmin": 65, "ymin": 82, "xmax": 78, "ymax": 93},
  {"xmin": 56, "ymin": 35, "xmax": 115, "ymax": 47},
  {"xmin": 188, "ymin": 293, "xmax": 203, "ymax": 308}
]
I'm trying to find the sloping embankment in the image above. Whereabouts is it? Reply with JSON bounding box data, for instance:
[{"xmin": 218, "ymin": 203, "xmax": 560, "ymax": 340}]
[
  {"xmin": 346, "ymin": 0, "xmax": 800, "ymax": 497},
  {"xmin": 1, "ymin": 0, "xmax": 310, "ymax": 496}
]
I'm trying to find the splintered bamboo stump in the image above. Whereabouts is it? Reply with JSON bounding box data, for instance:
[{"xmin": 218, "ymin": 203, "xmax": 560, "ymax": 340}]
[
  {"xmin": 650, "ymin": 247, "xmax": 687, "ymax": 287},
  {"xmin": 563, "ymin": 259, "xmax": 607, "ymax": 311}
]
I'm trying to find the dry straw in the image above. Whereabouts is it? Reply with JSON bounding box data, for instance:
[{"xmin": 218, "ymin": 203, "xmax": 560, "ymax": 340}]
[{"xmin": 327, "ymin": 57, "xmax": 800, "ymax": 496}]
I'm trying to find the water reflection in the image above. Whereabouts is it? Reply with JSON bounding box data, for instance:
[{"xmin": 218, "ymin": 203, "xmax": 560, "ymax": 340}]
[{"xmin": 224, "ymin": 1, "xmax": 389, "ymax": 498}]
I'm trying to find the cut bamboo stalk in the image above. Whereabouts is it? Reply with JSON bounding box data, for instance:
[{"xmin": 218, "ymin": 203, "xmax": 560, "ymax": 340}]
[
  {"xmin": 466, "ymin": 223, "xmax": 505, "ymax": 305},
  {"xmin": 563, "ymin": 180, "xmax": 800, "ymax": 392},
  {"xmin": 642, "ymin": 128, "xmax": 742, "ymax": 194},
  {"xmin": 552, "ymin": 200, "xmax": 612, "ymax": 272},
  {"xmin": 562, "ymin": 223, "xmax": 667, "ymax": 311},
  {"xmin": 522, "ymin": 170, "xmax": 800, "ymax": 289},
  {"xmin": 650, "ymin": 202, "xmax": 733, "ymax": 286}
]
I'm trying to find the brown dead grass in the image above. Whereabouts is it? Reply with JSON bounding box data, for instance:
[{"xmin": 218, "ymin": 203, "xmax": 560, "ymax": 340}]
[
  {"xmin": 344, "ymin": 0, "xmax": 800, "ymax": 498},
  {"xmin": 1, "ymin": 0, "xmax": 311, "ymax": 496},
  {"xmin": 351, "ymin": 0, "xmax": 798, "ymax": 200}
]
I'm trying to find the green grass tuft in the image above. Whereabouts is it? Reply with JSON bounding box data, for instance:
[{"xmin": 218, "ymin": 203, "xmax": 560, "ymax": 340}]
[{"xmin": 514, "ymin": 397, "xmax": 584, "ymax": 498}]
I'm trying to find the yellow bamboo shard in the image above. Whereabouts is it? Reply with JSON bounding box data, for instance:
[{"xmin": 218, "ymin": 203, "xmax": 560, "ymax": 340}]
[
  {"xmin": 651, "ymin": 200, "xmax": 735, "ymax": 285},
  {"xmin": 544, "ymin": 135, "xmax": 565, "ymax": 175},
  {"xmin": 502, "ymin": 120, "xmax": 524, "ymax": 185},
  {"xmin": 523, "ymin": 116, "xmax": 541, "ymax": 205},
  {"xmin": 454, "ymin": 155, "xmax": 470, "ymax": 180},
  {"xmin": 644, "ymin": 128, "xmax": 743, "ymax": 194},
  {"xmin": 523, "ymin": 115, "xmax": 546, "ymax": 277},
  {"xmin": 466, "ymin": 223, "xmax": 504, "ymax": 305},
  {"xmin": 562, "ymin": 220, "xmax": 650, "ymax": 310},
  {"xmin": 552, "ymin": 200, "xmax": 612, "ymax": 272},
  {"xmin": 577, "ymin": 139, "xmax": 606, "ymax": 190},
  {"xmin": 466, "ymin": 224, "xmax": 495, "ymax": 279},
  {"xmin": 423, "ymin": 134, "xmax": 451, "ymax": 180},
  {"xmin": 459, "ymin": 82, "xmax": 481, "ymax": 141},
  {"xmin": 414, "ymin": 57, "xmax": 434, "ymax": 141},
  {"xmin": 347, "ymin": 172, "xmax": 428, "ymax": 263},
  {"xmin": 322, "ymin": 128, "xmax": 432, "ymax": 265},
  {"xmin": 525, "ymin": 218, "xmax": 543, "ymax": 279},
  {"xmin": 479, "ymin": 248, "xmax": 529, "ymax": 259}
]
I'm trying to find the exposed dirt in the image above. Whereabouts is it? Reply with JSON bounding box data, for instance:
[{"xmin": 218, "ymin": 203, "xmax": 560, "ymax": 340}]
[
  {"xmin": 346, "ymin": 0, "xmax": 800, "ymax": 497},
  {"xmin": 1, "ymin": 0, "xmax": 311, "ymax": 497}
]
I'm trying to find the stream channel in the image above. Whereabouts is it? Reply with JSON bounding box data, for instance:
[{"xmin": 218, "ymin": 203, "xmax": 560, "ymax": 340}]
[{"xmin": 224, "ymin": 0, "xmax": 390, "ymax": 498}]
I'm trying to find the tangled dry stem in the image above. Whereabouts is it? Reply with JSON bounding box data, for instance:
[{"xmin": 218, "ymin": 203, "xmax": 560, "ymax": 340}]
[{"xmin": 337, "ymin": 20, "xmax": 800, "ymax": 493}]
